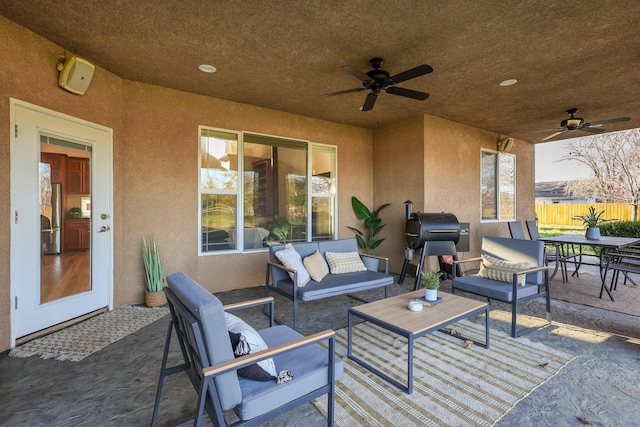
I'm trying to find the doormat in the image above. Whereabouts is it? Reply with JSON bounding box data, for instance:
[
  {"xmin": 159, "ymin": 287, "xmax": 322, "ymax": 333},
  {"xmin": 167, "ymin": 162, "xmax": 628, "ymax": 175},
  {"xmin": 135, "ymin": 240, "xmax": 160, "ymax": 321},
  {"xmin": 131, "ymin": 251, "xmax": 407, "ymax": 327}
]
[
  {"xmin": 9, "ymin": 305, "xmax": 169, "ymax": 362},
  {"xmin": 313, "ymin": 320, "xmax": 575, "ymax": 427}
]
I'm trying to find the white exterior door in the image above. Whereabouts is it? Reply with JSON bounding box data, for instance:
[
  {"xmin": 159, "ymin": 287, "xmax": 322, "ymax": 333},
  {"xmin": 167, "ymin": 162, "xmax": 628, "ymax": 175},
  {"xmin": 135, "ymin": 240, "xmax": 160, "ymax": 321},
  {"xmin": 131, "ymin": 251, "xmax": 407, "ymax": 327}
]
[{"xmin": 10, "ymin": 99, "xmax": 113, "ymax": 344}]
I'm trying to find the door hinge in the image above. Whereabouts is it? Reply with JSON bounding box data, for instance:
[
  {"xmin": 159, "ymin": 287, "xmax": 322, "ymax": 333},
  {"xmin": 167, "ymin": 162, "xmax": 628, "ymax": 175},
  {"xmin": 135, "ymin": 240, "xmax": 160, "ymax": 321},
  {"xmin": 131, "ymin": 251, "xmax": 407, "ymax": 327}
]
[
  {"xmin": 15, "ymin": 296, "xmax": 18, "ymax": 310},
  {"xmin": 15, "ymin": 124, "xmax": 18, "ymax": 138},
  {"xmin": 15, "ymin": 210, "xmax": 18, "ymax": 224}
]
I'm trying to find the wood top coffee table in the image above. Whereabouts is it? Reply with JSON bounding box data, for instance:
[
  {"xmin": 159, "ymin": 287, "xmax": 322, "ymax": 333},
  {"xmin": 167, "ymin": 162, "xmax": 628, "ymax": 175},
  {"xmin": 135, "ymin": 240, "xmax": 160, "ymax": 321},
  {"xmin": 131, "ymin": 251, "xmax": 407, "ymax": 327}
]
[{"xmin": 347, "ymin": 290, "xmax": 489, "ymax": 394}]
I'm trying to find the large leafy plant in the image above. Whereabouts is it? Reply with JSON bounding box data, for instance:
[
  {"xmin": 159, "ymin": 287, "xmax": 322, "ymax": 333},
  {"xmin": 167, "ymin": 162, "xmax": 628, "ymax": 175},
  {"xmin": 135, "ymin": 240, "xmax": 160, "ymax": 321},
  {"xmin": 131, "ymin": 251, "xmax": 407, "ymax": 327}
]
[
  {"xmin": 573, "ymin": 206, "xmax": 616, "ymax": 228},
  {"xmin": 347, "ymin": 196, "xmax": 390, "ymax": 255},
  {"xmin": 142, "ymin": 236, "xmax": 164, "ymax": 292}
]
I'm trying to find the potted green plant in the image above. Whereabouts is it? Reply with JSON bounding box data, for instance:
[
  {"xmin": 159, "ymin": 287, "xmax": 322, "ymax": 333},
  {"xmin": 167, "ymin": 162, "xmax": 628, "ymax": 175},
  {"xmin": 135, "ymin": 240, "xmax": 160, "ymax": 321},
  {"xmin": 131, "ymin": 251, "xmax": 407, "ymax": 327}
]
[
  {"xmin": 421, "ymin": 270, "xmax": 442, "ymax": 301},
  {"xmin": 572, "ymin": 206, "xmax": 616, "ymax": 240},
  {"xmin": 347, "ymin": 196, "xmax": 390, "ymax": 255},
  {"xmin": 143, "ymin": 236, "xmax": 166, "ymax": 307}
]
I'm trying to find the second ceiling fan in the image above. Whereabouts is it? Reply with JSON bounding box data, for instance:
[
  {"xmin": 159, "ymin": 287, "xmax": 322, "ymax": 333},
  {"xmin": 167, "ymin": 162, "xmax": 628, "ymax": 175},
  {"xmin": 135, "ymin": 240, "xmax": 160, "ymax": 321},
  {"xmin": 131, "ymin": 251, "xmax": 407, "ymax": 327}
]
[
  {"xmin": 540, "ymin": 108, "xmax": 630, "ymax": 141},
  {"xmin": 319, "ymin": 57, "xmax": 433, "ymax": 111}
]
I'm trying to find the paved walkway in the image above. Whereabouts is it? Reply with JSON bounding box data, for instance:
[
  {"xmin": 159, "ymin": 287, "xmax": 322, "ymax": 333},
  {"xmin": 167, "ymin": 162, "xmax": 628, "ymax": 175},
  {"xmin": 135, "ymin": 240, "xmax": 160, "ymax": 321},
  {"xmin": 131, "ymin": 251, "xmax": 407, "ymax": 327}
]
[{"xmin": 1, "ymin": 276, "xmax": 639, "ymax": 426}]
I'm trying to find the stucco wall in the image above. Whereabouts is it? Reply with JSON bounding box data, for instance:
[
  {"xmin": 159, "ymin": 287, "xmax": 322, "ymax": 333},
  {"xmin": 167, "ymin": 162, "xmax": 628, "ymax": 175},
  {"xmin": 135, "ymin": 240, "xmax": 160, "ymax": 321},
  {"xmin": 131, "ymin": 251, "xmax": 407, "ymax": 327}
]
[
  {"xmin": 0, "ymin": 17, "xmax": 372, "ymax": 350},
  {"xmin": 373, "ymin": 114, "xmax": 536, "ymax": 273},
  {"xmin": 0, "ymin": 15, "xmax": 535, "ymax": 351}
]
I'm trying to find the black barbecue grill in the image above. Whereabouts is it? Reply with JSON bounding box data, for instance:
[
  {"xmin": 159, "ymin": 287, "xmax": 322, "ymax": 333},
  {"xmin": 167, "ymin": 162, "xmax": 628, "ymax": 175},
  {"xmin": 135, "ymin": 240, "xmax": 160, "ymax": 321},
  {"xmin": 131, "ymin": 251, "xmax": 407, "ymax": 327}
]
[{"xmin": 399, "ymin": 202, "xmax": 465, "ymax": 289}]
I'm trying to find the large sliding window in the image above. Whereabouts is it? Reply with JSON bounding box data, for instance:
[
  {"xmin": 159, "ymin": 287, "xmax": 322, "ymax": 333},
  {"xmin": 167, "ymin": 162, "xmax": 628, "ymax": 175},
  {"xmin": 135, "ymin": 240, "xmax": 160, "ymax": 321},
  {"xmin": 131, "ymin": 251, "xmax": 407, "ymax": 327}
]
[
  {"xmin": 199, "ymin": 127, "xmax": 337, "ymax": 253},
  {"xmin": 481, "ymin": 149, "xmax": 516, "ymax": 221}
]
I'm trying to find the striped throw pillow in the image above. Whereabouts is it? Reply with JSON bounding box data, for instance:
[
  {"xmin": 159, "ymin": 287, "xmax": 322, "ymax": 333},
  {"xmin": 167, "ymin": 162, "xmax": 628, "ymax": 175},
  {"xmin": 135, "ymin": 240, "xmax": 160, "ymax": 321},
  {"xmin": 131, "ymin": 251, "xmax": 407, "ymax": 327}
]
[
  {"xmin": 325, "ymin": 251, "xmax": 367, "ymax": 274},
  {"xmin": 479, "ymin": 254, "xmax": 530, "ymax": 286}
]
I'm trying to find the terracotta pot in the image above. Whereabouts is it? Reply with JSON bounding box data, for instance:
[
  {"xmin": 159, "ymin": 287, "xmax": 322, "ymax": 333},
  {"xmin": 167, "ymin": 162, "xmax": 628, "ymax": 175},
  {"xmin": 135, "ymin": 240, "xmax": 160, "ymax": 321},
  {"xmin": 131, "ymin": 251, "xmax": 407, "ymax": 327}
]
[{"xmin": 145, "ymin": 290, "xmax": 167, "ymax": 307}]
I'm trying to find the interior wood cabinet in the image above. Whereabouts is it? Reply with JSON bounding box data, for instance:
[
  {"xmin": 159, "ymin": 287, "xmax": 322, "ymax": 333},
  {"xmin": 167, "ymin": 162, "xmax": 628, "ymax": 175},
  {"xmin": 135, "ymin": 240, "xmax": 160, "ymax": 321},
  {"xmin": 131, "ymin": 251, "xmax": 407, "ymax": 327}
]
[
  {"xmin": 252, "ymin": 159, "xmax": 273, "ymax": 217},
  {"xmin": 41, "ymin": 152, "xmax": 66, "ymax": 184},
  {"xmin": 67, "ymin": 157, "xmax": 90, "ymax": 193},
  {"xmin": 64, "ymin": 219, "xmax": 90, "ymax": 251}
]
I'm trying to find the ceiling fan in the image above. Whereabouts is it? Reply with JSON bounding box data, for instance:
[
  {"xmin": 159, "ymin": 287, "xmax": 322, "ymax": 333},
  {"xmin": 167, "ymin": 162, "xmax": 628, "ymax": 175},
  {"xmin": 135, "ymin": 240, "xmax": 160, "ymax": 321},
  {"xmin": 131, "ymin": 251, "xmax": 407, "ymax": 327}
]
[
  {"xmin": 318, "ymin": 57, "xmax": 433, "ymax": 111},
  {"xmin": 540, "ymin": 108, "xmax": 630, "ymax": 141}
]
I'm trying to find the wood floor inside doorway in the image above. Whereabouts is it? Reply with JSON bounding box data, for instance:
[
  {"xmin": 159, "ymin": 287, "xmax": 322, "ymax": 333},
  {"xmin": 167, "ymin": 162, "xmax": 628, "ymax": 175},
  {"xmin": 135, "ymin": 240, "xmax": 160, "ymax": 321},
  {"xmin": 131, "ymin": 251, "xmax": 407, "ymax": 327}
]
[{"xmin": 41, "ymin": 251, "xmax": 91, "ymax": 303}]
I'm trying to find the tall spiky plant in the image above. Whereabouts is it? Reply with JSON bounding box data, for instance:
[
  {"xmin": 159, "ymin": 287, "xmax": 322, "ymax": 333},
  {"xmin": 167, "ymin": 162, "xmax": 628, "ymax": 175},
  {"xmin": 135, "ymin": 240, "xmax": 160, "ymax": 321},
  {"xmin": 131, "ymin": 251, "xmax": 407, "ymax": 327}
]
[{"xmin": 142, "ymin": 236, "xmax": 164, "ymax": 292}]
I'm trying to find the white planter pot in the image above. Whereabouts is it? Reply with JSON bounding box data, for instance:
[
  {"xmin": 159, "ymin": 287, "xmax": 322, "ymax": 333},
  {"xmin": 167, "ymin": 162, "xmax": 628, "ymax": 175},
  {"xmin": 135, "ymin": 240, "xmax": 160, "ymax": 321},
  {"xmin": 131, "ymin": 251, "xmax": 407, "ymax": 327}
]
[{"xmin": 425, "ymin": 288, "xmax": 438, "ymax": 301}]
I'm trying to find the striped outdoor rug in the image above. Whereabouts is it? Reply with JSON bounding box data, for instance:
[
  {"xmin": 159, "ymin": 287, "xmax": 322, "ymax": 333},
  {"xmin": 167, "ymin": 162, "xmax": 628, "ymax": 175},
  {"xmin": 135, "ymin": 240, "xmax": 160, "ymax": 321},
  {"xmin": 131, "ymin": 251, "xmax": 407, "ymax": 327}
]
[{"xmin": 313, "ymin": 319, "xmax": 575, "ymax": 427}]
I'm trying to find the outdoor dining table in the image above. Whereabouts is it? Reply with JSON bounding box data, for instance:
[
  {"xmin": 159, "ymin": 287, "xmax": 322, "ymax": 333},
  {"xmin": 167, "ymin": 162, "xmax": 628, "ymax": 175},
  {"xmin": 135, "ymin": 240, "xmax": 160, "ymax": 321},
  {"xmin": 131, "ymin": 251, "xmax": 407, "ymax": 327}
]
[{"xmin": 539, "ymin": 234, "xmax": 640, "ymax": 300}]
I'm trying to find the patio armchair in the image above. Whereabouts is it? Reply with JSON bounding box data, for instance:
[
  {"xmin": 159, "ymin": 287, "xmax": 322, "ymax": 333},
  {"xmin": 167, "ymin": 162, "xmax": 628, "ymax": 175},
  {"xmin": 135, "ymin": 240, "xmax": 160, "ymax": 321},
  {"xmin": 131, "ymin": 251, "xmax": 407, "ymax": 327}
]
[
  {"xmin": 152, "ymin": 272, "xmax": 343, "ymax": 427},
  {"xmin": 452, "ymin": 236, "xmax": 551, "ymax": 338}
]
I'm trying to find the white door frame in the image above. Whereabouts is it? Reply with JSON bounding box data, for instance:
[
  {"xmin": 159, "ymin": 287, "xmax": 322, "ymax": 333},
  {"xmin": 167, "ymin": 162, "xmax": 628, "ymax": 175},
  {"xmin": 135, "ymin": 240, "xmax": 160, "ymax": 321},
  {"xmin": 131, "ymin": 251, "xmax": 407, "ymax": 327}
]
[{"xmin": 9, "ymin": 98, "xmax": 114, "ymax": 346}]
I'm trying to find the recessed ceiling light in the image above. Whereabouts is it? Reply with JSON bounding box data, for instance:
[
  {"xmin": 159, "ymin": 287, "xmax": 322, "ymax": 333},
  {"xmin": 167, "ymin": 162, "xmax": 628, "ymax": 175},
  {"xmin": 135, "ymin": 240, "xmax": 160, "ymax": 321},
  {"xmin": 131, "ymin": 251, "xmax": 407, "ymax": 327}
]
[
  {"xmin": 499, "ymin": 79, "xmax": 517, "ymax": 87},
  {"xmin": 199, "ymin": 64, "xmax": 217, "ymax": 73}
]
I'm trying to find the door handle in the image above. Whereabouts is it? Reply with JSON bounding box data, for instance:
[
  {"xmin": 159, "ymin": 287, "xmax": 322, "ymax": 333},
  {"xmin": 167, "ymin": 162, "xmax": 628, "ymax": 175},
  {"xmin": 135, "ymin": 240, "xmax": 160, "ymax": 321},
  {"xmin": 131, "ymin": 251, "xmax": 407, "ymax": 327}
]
[{"xmin": 98, "ymin": 225, "xmax": 111, "ymax": 233}]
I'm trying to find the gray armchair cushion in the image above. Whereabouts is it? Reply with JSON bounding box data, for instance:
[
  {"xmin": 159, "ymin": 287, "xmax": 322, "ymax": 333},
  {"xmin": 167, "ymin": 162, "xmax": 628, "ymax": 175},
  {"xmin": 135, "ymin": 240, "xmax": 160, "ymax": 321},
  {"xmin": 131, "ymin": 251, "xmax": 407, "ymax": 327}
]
[
  {"xmin": 235, "ymin": 325, "xmax": 344, "ymax": 420},
  {"xmin": 451, "ymin": 275, "xmax": 542, "ymax": 301},
  {"xmin": 166, "ymin": 272, "xmax": 242, "ymax": 411}
]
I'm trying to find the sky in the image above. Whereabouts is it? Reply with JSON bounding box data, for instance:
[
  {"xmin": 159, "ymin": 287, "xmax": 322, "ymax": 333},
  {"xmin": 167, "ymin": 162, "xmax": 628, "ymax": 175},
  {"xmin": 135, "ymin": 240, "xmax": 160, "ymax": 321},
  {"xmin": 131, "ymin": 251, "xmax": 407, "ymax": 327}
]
[{"xmin": 535, "ymin": 138, "xmax": 592, "ymax": 183}]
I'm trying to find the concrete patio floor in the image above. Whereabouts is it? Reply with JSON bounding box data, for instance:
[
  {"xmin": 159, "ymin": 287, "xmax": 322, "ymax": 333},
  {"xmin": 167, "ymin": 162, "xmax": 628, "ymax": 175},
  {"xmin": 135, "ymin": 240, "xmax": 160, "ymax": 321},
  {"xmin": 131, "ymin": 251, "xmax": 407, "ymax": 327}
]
[{"xmin": 1, "ymin": 274, "xmax": 639, "ymax": 426}]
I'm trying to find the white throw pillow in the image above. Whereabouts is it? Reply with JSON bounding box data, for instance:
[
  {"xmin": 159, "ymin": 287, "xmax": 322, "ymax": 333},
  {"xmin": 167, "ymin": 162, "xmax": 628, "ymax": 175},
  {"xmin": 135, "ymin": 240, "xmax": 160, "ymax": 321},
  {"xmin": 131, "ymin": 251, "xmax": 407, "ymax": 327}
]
[
  {"xmin": 325, "ymin": 251, "xmax": 367, "ymax": 274},
  {"xmin": 303, "ymin": 249, "xmax": 329, "ymax": 282},
  {"xmin": 478, "ymin": 254, "xmax": 530, "ymax": 286},
  {"xmin": 225, "ymin": 312, "xmax": 277, "ymax": 379},
  {"xmin": 275, "ymin": 243, "xmax": 311, "ymax": 287}
]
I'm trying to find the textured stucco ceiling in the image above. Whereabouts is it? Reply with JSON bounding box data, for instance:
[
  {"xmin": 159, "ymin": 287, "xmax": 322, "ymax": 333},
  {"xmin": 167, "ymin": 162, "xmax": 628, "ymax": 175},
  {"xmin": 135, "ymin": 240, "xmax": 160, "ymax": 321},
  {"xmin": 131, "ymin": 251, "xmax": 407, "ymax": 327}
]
[{"xmin": 2, "ymin": 0, "xmax": 639, "ymax": 143}]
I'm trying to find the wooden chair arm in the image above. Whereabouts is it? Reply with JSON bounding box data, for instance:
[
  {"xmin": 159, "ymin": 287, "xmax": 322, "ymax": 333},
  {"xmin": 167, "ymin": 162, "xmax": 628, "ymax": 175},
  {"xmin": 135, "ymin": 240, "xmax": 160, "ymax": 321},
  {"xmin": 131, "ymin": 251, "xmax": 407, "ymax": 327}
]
[
  {"xmin": 359, "ymin": 253, "xmax": 388, "ymax": 261},
  {"xmin": 452, "ymin": 257, "xmax": 482, "ymax": 265},
  {"xmin": 202, "ymin": 329, "xmax": 336, "ymax": 377},
  {"xmin": 267, "ymin": 260, "xmax": 296, "ymax": 274},
  {"xmin": 223, "ymin": 296, "xmax": 274, "ymax": 312}
]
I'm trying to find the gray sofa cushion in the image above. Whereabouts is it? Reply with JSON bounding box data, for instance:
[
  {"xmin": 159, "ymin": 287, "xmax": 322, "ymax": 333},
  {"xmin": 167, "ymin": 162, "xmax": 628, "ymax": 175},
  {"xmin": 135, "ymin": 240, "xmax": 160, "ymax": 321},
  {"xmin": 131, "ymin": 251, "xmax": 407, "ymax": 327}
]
[
  {"xmin": 276, "ymin": 271, "xmax": 393, "ymax": 301},
  {"xmin": 166, "ymin": 272, "xmax": 242, "ymax": 411},
  {"xmin": 235, "ymin": 325, "xmax": 344, "ymax": 420}
]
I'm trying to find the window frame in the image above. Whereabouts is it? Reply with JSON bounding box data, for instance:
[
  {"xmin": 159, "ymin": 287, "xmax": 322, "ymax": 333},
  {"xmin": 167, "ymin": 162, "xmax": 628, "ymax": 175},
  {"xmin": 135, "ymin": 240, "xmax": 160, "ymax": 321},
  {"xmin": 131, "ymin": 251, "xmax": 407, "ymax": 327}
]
[
  {"xmin": 199, "ymin": 126, "xmax": 338, "ymax": 255},
  {"xmin": 480, "ymin": 148, "xmax": 516, "ymax": 222}
]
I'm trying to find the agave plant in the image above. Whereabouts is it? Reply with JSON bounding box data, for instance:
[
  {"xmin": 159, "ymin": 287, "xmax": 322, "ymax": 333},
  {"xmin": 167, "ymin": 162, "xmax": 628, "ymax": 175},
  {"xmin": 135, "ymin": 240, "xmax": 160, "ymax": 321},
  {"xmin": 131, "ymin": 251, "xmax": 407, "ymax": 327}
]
[
  {"xmin": 142, "ymin": 236, "xmax": 164, "ymax": 292},
  {"xmin": 572, "ymin": 206, "xmax": 616, "ymax": 229},
  {"xmin": 347, "ymin": 196, "xmax": 390, "ymax": 255}
]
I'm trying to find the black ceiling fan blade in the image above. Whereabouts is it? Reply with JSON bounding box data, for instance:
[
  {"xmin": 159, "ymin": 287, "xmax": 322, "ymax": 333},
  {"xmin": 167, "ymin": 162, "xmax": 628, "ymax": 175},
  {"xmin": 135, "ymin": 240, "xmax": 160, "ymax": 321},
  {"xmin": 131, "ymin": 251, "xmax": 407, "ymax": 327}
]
[
  {"xmin": 390, "ymin": 64, "xmax": 433, "ymax": 84},
  {"xmin": 385, "ymin": 86, "xmax": 430, "ymax": 100},
  {"xmin": 317, "ymin": 88, "xmax": 366, "ymax": 98},
  {"xmin": 540, "ymin": 131, "xmax": 566, "ymax": 142},
  {"xmin": 581, "ymin": 126, "xmax": 605, "ymax": 134},
  {"xmin": 361, "ymin": 93, "xmax": 378, "ymax": 111},
  {"xmin": 341, "ymin": 65, "xmax": 373, "ymax": 83},
  {"xmin": 585, "ymin": 117, "xmax": 630, "ymax": 127}
]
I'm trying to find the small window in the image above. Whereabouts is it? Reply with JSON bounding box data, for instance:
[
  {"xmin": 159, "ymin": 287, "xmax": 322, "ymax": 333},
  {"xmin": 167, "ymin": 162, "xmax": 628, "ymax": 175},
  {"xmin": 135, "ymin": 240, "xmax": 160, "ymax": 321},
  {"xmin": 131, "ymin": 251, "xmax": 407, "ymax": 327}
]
[{"xmin": 481, "ymin": 149, "xmax": 516, "ymax": 221}]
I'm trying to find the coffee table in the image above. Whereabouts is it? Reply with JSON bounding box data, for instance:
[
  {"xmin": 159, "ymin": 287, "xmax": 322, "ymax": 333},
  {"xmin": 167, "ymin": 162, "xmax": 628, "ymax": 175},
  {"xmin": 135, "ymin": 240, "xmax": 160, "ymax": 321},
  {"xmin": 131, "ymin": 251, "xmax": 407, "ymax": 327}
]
[{"xmin": 347, "ymin": 290, "xmax": 489, "ymax": 394}]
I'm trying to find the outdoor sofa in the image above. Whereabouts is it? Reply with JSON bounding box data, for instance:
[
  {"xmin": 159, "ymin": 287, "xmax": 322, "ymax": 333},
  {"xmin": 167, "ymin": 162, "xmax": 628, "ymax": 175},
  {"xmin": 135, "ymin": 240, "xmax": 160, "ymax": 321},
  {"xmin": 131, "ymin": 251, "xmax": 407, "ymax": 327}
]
[{"xmin": 266, "ymin": 238, "xmax": 394, "ymax": 330}]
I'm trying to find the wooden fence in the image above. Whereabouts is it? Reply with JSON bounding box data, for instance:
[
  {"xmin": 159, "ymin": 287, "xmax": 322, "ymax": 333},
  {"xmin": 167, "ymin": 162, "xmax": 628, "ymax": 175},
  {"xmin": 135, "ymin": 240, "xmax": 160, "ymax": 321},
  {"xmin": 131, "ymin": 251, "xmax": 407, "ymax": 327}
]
[{"xmin": 535, "ymin": 203, "xmax": 632, "ymax": 226}]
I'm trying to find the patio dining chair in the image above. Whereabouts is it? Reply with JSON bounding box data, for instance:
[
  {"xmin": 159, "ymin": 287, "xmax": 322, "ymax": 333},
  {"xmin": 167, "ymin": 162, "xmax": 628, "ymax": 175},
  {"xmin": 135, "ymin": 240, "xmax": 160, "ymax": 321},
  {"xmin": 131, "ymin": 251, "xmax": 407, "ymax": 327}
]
[
  {"xmin": 152, "ymin": 272, "xmax": 343, "ymax": 427},
  {"xmin": 600, "ymin": 251, "xmax": 640, "ymax": 300},
  {"xmin": 526, "ymin": 220, "xmax": 571, "ymax": 282},
  {"xmin": 507, "ymin": 221, "xmax": 527, "ymax": 239}
]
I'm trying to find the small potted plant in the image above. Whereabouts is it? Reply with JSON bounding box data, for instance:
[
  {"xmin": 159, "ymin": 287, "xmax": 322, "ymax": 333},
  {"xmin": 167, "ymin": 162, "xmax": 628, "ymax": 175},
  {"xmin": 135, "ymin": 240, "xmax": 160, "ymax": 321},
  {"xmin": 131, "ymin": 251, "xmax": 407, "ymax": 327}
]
[
  {"xmin": 421, "ymin": 270, "xmax": 442, "ymax": 301},
  {"xmin": 572, "ymin": 206, "xmax": 616, "ymax": 240},
  {"xmin": 143, "ymin": 235, "xmax": 166, "ymax": 307}
]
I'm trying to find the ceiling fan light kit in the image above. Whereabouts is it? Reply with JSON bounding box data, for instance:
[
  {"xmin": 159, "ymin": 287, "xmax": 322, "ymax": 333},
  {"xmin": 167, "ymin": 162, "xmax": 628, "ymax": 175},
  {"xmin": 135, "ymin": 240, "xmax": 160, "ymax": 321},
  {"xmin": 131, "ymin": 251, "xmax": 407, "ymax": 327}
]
[{"xmin": 319, "ymin": 57, "xmax": 433, "ymax": 111}]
